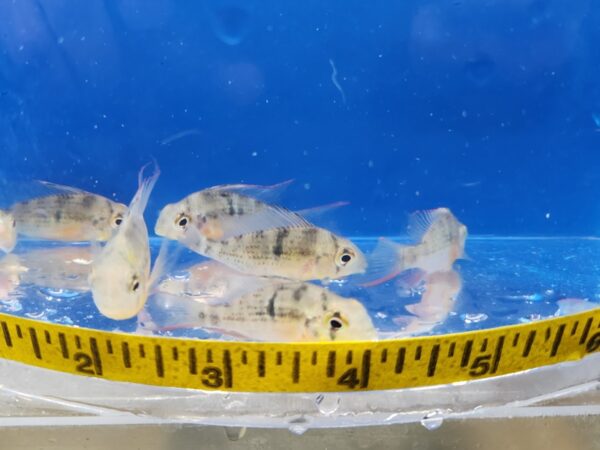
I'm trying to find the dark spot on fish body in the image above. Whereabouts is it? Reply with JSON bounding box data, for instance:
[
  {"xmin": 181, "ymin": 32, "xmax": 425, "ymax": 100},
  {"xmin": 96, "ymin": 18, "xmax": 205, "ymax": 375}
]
[
  {"xmin": 54, "ymin": 210, "xmax": 62, "ymax": 223},
  {"xmin": 267, "ymin": 291, "xmax": 278, "ymax": 318},
  {"xmin": 272, "ymin": 228, "xmax": 290, "ymax": 257},
  {"xmin": 293, "ymin": 285, "xmax": 308, "ymax": 301},
  {"xmin": 226, "ymin": 196, "xmax": 235, "ymax": 216},
  {"xmin": 54, "ymin": 194, "xmax": 70, "ymax": 208},
  {"xmin": 82, "ymin": 195, "xmax": 97, "ymax": 209},
  {"xmin": 209, "ymin": 314, "xmax": 220, "ymax": 325}
]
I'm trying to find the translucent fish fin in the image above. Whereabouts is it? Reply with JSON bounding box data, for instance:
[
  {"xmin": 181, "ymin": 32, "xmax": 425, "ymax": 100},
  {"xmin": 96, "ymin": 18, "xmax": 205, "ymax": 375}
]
[
  {"xmin": 31, "ymin": 208, "xmax": 50, "ymax": 220},
  {"xmin": 404, "ymin": 303, "xmax": 423, "ymax": 316},
  {"xmin": 391, "ymin": 315, "xmax": 417, "ymax": 327},
  {"xmin": 129, "ymin": 161, "xmax": 160, "ymax": 215},
  {"xmin": 359, "ymin": 238, "xmax": 403, "ymax": 287},
  {"xmin": 0, "ymin": 254, "xmax": 25, "ymax": 274},
  {"xmin": 197, "ymin": 204, "xmax": 313, "ymax": 241},
  {"xmin": 89, "ymin": 240, "xmax": 103, "ymax": 259},
  {"xmin": 295, "ymin": 201, "xmax": 349, "ymax": 221},
  {"xmin": 208, "ymin": 179, "xmax": 294, "ymax": 203},
  {"xmin": 35, "ymin": 180, "xmax": 89, "ymax": 196},
  {"xmin": 148, "ymin": 239, "xmax": 180, "ymax": 293},
  {"xmin": 146, "ymin": 292, "xmax": 208, "ymax": 331},
  {"xmin": 407, "ymin": 208, "xmax": 446, "ymax": 243}
]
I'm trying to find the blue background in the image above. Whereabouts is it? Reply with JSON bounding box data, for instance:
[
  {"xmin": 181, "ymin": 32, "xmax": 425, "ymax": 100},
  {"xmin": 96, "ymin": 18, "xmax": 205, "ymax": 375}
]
[{"xmin": 1, "ymin": 0, "xmax": 599, "ymax": 236}]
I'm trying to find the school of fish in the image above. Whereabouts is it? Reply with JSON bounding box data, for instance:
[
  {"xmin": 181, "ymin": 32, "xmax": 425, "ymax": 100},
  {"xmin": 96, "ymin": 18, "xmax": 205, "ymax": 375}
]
[{"xmin": 0, "ymin": 164, "xmax": 476, "ymax": 342}]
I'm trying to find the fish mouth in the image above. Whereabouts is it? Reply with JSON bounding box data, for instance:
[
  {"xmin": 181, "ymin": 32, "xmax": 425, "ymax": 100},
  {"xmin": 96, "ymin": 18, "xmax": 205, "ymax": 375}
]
[{"xmin": 93, "ymin": 299, "xmax": 142, "ymax": 320}]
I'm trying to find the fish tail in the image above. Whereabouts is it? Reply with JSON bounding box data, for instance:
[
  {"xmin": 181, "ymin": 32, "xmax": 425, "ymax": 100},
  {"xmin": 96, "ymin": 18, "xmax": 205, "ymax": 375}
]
[
  {"xmin": 150, "ymin": 292, "xmax": 209, "ymax": 330},
  {"xmin": 360, "ymin": 238, "xmax": 411, "ymax": 287},
  {"xmin": 130, "ymin": 160, "xmax": 160, "ymax": 215},
  {"xmin": 148, "ymin": 239, "xmax": 180, "ymax": 293}
]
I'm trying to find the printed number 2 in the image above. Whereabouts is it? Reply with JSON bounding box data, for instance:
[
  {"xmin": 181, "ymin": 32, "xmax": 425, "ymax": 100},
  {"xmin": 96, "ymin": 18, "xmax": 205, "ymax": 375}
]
[{"xmin": 74, "ymin": 352, "xmax": 95, "ymax": 375}]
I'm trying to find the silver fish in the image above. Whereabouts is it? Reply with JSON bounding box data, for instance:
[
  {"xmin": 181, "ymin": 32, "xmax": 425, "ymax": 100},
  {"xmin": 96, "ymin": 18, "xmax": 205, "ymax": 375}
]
[{"xmin": 11, "ymin": 183, "xmax": 127, "ymax": 242}]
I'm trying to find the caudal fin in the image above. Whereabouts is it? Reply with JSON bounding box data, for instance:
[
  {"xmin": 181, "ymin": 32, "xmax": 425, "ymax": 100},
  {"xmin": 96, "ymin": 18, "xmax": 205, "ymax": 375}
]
[
  {"xmin": 360, "ymin": 237, "xmax": 409, "ymax": 287},
  {"xmin": 130, "ymin": 161, "xmax": 160, "ymax": 216}
]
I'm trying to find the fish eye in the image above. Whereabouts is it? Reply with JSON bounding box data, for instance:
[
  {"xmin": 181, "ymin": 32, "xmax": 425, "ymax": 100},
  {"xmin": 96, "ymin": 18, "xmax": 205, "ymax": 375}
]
[
  {"xmin": 330, "ymin": 318, "xmax": 343, "ymax": 329},
  {"xmin": 113, "ymin": 215, "xmax": 123, "ymax": 227},
  {"xmin": 131, "ymin": 276, "xmax": 140, "ymax": 292},
  {"xmin": 176, "ymin": 213, "xmax": 191, "ymax": 229},
  {"xmin": 337, "ymin": 249, "xmax": 355, "ymax": 266}
]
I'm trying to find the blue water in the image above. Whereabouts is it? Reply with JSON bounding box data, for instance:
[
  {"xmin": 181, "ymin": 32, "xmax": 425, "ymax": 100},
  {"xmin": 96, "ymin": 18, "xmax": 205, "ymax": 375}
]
[
  {"xmin": 0, "ymin": 238, "xmax": 597, "ymax": 340},
  {"xmin": 1, "ymin": 1, "xmax": 600, "ymax": 236},
  {"xmin": 1, "ymin": 2, "xmax": 600, "ymax": 339}
]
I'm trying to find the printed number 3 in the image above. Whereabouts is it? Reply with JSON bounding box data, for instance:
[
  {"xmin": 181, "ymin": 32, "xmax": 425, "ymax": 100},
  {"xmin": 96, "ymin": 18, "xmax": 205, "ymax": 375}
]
[{"xmin": 201, "ymin": 367, "xmax": 223, "ymax": 388}]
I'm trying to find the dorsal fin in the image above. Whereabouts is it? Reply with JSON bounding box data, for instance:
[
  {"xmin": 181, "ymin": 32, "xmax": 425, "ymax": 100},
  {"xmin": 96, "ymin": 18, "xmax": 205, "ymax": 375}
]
[
  {"xmin": 295, "ymin": 201, "xmax": 349, "ymax": 221},
  {"xmin": 195, "ymin": 203, "xmax": 313, "ymax": 241},
  {"xmin": 207, "ymin": 179, "xmax": 294, "ymax": 203},
  {"xmin": 407, "ymin": 208, "xmax": 448, "ymax": 243},
  {"xmin": 35, "ymin": 180, "xmax": 90, "ymax": 196}
]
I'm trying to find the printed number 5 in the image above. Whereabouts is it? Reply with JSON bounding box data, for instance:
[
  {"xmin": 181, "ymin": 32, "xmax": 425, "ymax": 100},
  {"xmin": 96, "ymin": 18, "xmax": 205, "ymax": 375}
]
[{"xmin": 469, "ymin": 355, "xmax": 491, "ymax": 377}]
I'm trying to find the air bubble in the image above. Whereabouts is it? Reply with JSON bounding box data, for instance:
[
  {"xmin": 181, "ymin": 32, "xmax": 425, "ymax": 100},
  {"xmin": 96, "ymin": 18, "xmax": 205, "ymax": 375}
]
[
  {"xmin": 39, "ymin": 287, "xmax": 83, "ymax": 300},
  {"xmin": 224, "ymin": 426, "xmax": 246, "ymax": 441},
  {"xmin": 288, "ymin": 416, "xmax": 309, "ymax": 435},
  {"xmin": 0, "ymin": 298, "xmax": 22, "ymax": 312},
  {"xmin": 420, "ymin": 409, "xmax": 445, "ymax": 430},
  {"xmin": 315, "ymin": 394, "xmax": 340, "ymax": 415},
  {"xmin": 461, "ymin": 313, "xmax": 488, "ymax": 324},
  {"xmin": 288, "ymin": 425, "xmax": 308, "ymax": 435}
]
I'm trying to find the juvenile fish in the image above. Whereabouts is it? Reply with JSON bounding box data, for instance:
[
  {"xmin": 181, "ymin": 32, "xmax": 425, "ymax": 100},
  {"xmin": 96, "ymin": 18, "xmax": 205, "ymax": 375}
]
[
  {"xmin": 155, "ymin": 181, "xmax": 293, "ymax": 241},
  {"xmin": 11, "ymin": 184, "xmax": 127, "ymax": 241},
  {"xmin": 0, "ymin": 254, "xmax": 26, "ymax": 299},
  {"xmin": 149, "ymin": 280, "xmax": 377, "ymax": 342},
  {"xmin": 7, "ymin": 246, "xmax": 93, "ymax": 292},
  {"xmin": 555, "ymin": 298, "xmax": 599, "ymax": 316},
  {"xmin": 0, "ymin": 210, "xmax": 16, "ymax": 253},
  {"xmin": 158, "ymin": 260, "xmax": 265, "ymax": 302},
  {"xmin": 90, "ymin": 164, "xmax": 161, "ymax": 320},
  {"xmin": 364, "ymin": 208, "xmax": 467, "ymax": 286},
  {"xmin": 157, "ymin": 198, "xmax": 365, "ymax": 281}
]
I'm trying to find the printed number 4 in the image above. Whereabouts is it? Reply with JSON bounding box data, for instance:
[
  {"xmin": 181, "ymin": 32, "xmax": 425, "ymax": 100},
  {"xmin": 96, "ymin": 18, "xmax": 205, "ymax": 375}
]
[{"xmin": 337, "ymin": 368, "xmax": 360, "ymax": 388}]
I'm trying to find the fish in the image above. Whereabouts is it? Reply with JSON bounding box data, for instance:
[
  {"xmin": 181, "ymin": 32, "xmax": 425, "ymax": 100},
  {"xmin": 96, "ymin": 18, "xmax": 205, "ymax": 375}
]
[
  {"xmin": 158, "ymin": 260, "xmax": 265, "ymax": 303},
  {"xmin": 363, "ymin": 208, "xmax": 467, "ymax": 286},
  {"xmin": 0, "ymin": 210, "xmax": 17, "ymax": 253},
  {"xmin": 89, "ymin": 163, "xmax": 162, "ymax": 320},
  {"xmin": 10, "ymin": 183, "xmax": 128, "ymax": 242},
  {"xmin": 555, "ymin": 298, "xmax": 599, "ymax": 316},
  {"xmin": 148, "ymin": 280, "xmax": 377, "ymax": 342},
  {"xmin": 5, "ymin": 246, "xmax": 94, "ymax": 292},
  {"xmin": 403, "ymin": 270, "xmax": 462, "ymax": 323},
  {"xmin": 378, "ymin": 270, "xmax": 462, "ymax": 339},
  {"xmin": 0, "ymin": 254, "xmax": 26, "ymax": 299},
  {"xmin": 154, "ymin": 180, "xmax": 294, "ymax": 242},
  {"xmin": 155, "ymin": 184, "xmax": 365, "ymax": 281}
]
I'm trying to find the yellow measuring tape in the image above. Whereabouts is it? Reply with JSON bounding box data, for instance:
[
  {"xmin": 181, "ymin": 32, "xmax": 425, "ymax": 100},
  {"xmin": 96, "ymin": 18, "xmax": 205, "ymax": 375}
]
[{"xmin": 0, "ymin": 309, "xmax": 598, "ymax": 393}]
